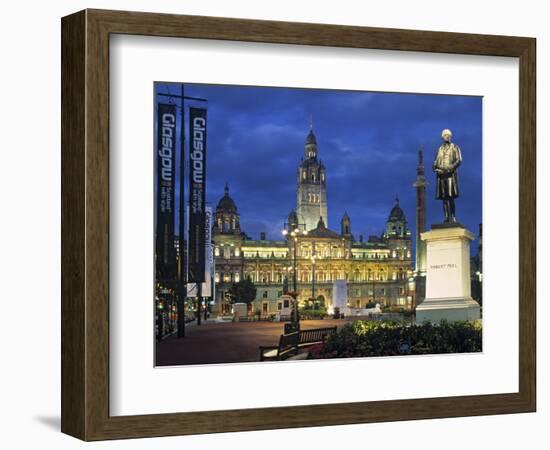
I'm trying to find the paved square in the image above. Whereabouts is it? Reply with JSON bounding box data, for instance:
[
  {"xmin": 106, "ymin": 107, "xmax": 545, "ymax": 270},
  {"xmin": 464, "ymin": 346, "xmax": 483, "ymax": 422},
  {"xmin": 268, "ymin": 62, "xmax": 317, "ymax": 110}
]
[{"xmin": 156, "ymin": 319, "xmax": 351, "ymax": 366}]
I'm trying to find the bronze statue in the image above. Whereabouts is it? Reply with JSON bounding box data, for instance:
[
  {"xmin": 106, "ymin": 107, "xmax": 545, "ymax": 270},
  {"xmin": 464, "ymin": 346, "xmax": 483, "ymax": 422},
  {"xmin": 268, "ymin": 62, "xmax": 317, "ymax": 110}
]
[{"xmin": 433, "ymin": 129, "xmax": 462, "ymax": 223}]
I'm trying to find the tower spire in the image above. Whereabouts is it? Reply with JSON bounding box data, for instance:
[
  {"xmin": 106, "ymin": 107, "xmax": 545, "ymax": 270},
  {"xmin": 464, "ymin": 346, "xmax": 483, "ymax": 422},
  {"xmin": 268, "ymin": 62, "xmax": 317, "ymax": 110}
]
[{"xmin": 298, "ymin": 118, "xmax": 326, "ymax": 231}]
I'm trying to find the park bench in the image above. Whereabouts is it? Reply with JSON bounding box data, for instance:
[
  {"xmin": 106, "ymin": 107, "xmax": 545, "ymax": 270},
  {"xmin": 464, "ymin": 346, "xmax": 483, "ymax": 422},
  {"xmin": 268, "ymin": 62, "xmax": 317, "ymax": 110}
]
[
  {"xmin": 298, "ymin": 326, "xmax": 337, "ymax": 347},
  {"xmin": 258, "ymin": 327, "xmax": 337, "ymax": 361},
  {"xmin": 259, "ymin": 331, "xmax": 300, "ymax": 361}
]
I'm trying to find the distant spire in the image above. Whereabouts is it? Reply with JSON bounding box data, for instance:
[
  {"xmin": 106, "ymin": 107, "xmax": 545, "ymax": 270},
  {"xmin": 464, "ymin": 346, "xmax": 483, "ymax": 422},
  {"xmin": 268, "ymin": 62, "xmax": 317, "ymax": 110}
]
[
  {"xmin": 395, "ymin": 194, "xmax": 399, "ymax": 205},
  {"xmin": 317, "ymin": 216, "xmax": 326, "ymax": 228},
  {"xmin": 418, "ymin": 145, "xmax": 424, "ymax": 165},
  {"xmin": 310, "ymin": 114, "xmax": 313, "ymax": 131},
  {"xmin": 224, "ymin": 182, "xmax": 229, "ymax": 195}
]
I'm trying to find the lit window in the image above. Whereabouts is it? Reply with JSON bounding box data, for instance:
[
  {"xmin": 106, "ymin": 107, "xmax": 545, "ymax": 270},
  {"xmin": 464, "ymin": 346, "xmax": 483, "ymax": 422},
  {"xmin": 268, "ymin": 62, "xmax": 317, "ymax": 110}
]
[
  {"xmin": 235, "ymin": 248, "xmax": 240, "ymax": 257},
  {"xmin": 235, "ymin": 273, "xmax": 240, "ymax": 282},
  {"xmin": 214, "ymin": 273, "xmax": 220, "ymax": 283}
]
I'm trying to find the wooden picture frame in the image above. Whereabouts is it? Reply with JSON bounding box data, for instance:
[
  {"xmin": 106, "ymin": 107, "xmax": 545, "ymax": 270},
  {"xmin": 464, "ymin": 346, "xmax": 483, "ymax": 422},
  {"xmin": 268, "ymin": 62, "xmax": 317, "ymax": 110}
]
[{"xmin": 61, "ymin": 9, "xmax": 536, "ymax": 441}]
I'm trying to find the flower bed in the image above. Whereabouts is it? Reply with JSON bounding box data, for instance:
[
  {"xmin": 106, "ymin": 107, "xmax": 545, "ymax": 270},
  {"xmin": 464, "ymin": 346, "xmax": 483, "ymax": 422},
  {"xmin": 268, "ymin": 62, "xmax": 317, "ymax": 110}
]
[{"xmin": 310, "ymin": 320, "xmax": 482, "ymax": 359}]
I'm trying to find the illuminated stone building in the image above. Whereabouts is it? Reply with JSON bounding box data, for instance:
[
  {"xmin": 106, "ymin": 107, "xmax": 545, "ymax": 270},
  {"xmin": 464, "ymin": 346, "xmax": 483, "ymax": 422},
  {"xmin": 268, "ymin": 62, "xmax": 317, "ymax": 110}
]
[{"xmin": 212, "ymin": 126, "xmax": 414, "ymax": 316}]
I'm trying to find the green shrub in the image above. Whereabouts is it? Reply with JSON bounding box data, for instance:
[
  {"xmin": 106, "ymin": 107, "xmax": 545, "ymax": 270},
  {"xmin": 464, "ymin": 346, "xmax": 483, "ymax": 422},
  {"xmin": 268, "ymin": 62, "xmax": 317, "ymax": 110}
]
[
  {"xmin": 318, "ymin": 320, "xmax": 482, "ymax": 358},
  {"xmin": 299, "ymin": 306, "xmax": 327, "ymax": 319}
]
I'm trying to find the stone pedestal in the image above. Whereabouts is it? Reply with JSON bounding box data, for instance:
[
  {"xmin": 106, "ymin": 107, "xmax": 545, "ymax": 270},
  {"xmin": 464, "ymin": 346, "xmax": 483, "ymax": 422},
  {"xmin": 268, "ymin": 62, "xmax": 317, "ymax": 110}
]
[{"xmin": 416, "ymin": 225, "xmax": 480, "ymax": 323}]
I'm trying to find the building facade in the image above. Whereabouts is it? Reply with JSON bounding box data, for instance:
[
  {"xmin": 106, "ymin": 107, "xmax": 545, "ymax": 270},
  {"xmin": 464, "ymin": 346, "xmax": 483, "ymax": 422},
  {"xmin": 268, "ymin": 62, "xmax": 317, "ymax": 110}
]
[{"xmin": 212, "ymin": 126, "xmax": 414, "ymax": 316}]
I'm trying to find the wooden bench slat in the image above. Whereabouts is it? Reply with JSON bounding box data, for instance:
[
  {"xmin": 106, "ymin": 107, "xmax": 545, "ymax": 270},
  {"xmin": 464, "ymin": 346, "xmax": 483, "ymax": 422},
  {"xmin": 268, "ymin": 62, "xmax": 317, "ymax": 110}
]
[{"xmin": 259, "ymin": 327, "xmax": 337, "ymax": 361}]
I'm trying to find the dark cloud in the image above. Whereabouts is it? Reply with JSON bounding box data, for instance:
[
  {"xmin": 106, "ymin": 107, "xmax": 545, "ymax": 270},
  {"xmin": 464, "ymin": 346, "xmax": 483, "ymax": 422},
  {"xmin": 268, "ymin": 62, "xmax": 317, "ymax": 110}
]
[{"xmin": 156, "ymin": 83, "xmax": 482, "ymax": 249}]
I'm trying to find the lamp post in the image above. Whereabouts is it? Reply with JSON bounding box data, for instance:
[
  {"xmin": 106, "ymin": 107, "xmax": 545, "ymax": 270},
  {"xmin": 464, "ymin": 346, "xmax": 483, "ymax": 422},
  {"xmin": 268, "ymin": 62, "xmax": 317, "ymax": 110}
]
[
  {"xmin": 368, "ymin": 269, "xmax": 376, "ymax": 305},
  {"xmin": 282, "ymin": 222, "xmax": 307, "ymax": 327},
  {"xmin": 156, "ymin": 295, "xmax": 164, "ymax": 340},
  {"xmin": 282, "ymin": 265, "xmax": 290, "ymax": 294},
  {"xmin": 311, "ymin": 254, "xmax": 316, "ymax": 307}
]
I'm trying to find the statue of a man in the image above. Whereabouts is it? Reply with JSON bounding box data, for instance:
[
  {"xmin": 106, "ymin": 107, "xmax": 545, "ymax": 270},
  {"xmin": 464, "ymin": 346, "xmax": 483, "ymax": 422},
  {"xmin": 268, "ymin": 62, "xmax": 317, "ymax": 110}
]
[{"xmin": 433, "ymin": 129, "xmax": 462, "ymax": 223}]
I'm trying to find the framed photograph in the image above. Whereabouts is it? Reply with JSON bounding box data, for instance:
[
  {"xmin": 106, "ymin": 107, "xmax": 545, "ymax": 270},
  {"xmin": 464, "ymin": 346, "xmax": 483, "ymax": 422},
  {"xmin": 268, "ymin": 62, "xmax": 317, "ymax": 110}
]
[{"xmin": 61, "ymin": 9, "xmax": 536, "ymax": 440}]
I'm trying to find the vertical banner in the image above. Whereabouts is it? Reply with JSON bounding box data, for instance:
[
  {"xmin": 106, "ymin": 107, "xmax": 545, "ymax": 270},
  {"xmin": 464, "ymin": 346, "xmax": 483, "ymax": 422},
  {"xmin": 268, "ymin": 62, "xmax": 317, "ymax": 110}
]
[
  {"xmin": 156, "ymin": 103, "xmax": 177, "ymax": 281},
  {"xmin": 187, "ymin": 206, "xmax": 213, "ymax": 297},
  {"xmin": 203, "ymin": 206, "xmax": 213, "ymax": 296},
  {"xmin": 188, "ymin": 107, "xmax": 207, "ymax": 283}
]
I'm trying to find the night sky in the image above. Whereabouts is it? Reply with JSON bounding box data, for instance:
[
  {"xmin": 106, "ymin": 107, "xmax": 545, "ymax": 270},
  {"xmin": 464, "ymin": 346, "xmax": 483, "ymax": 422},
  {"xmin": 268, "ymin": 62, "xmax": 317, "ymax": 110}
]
[{"xmin": 155, "ymin": 82, "xmax": 482, "ymax": 252}]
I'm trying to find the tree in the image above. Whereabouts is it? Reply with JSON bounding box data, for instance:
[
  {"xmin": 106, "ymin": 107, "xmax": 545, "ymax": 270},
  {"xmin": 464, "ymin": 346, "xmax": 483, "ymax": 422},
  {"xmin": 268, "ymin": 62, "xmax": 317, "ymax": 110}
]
[{"xmin": 227, "ymin": 277, "xmax": 257, "ymax": 305}]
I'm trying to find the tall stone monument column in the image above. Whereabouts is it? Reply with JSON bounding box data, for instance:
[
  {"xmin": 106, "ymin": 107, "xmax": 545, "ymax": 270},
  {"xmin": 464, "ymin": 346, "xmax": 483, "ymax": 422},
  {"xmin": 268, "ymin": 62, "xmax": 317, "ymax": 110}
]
[
  {"xmin": 413, "ymin": 146, "xmax": 427, "ymax": 308},
  {"xmin": 416, "ymin": 225, "xmax": 480, "ymax": 323}
]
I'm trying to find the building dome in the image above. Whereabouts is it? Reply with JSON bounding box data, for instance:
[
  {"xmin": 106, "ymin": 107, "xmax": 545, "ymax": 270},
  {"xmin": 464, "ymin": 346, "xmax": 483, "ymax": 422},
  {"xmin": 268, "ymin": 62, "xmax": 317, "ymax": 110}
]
[
  {"xmin": 216, "ymin": 183, "xmax": 238, "ymax": 213},
  {"xmin": 388, "ymin": 196, "xmax": 405, "ymax": 221}
]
